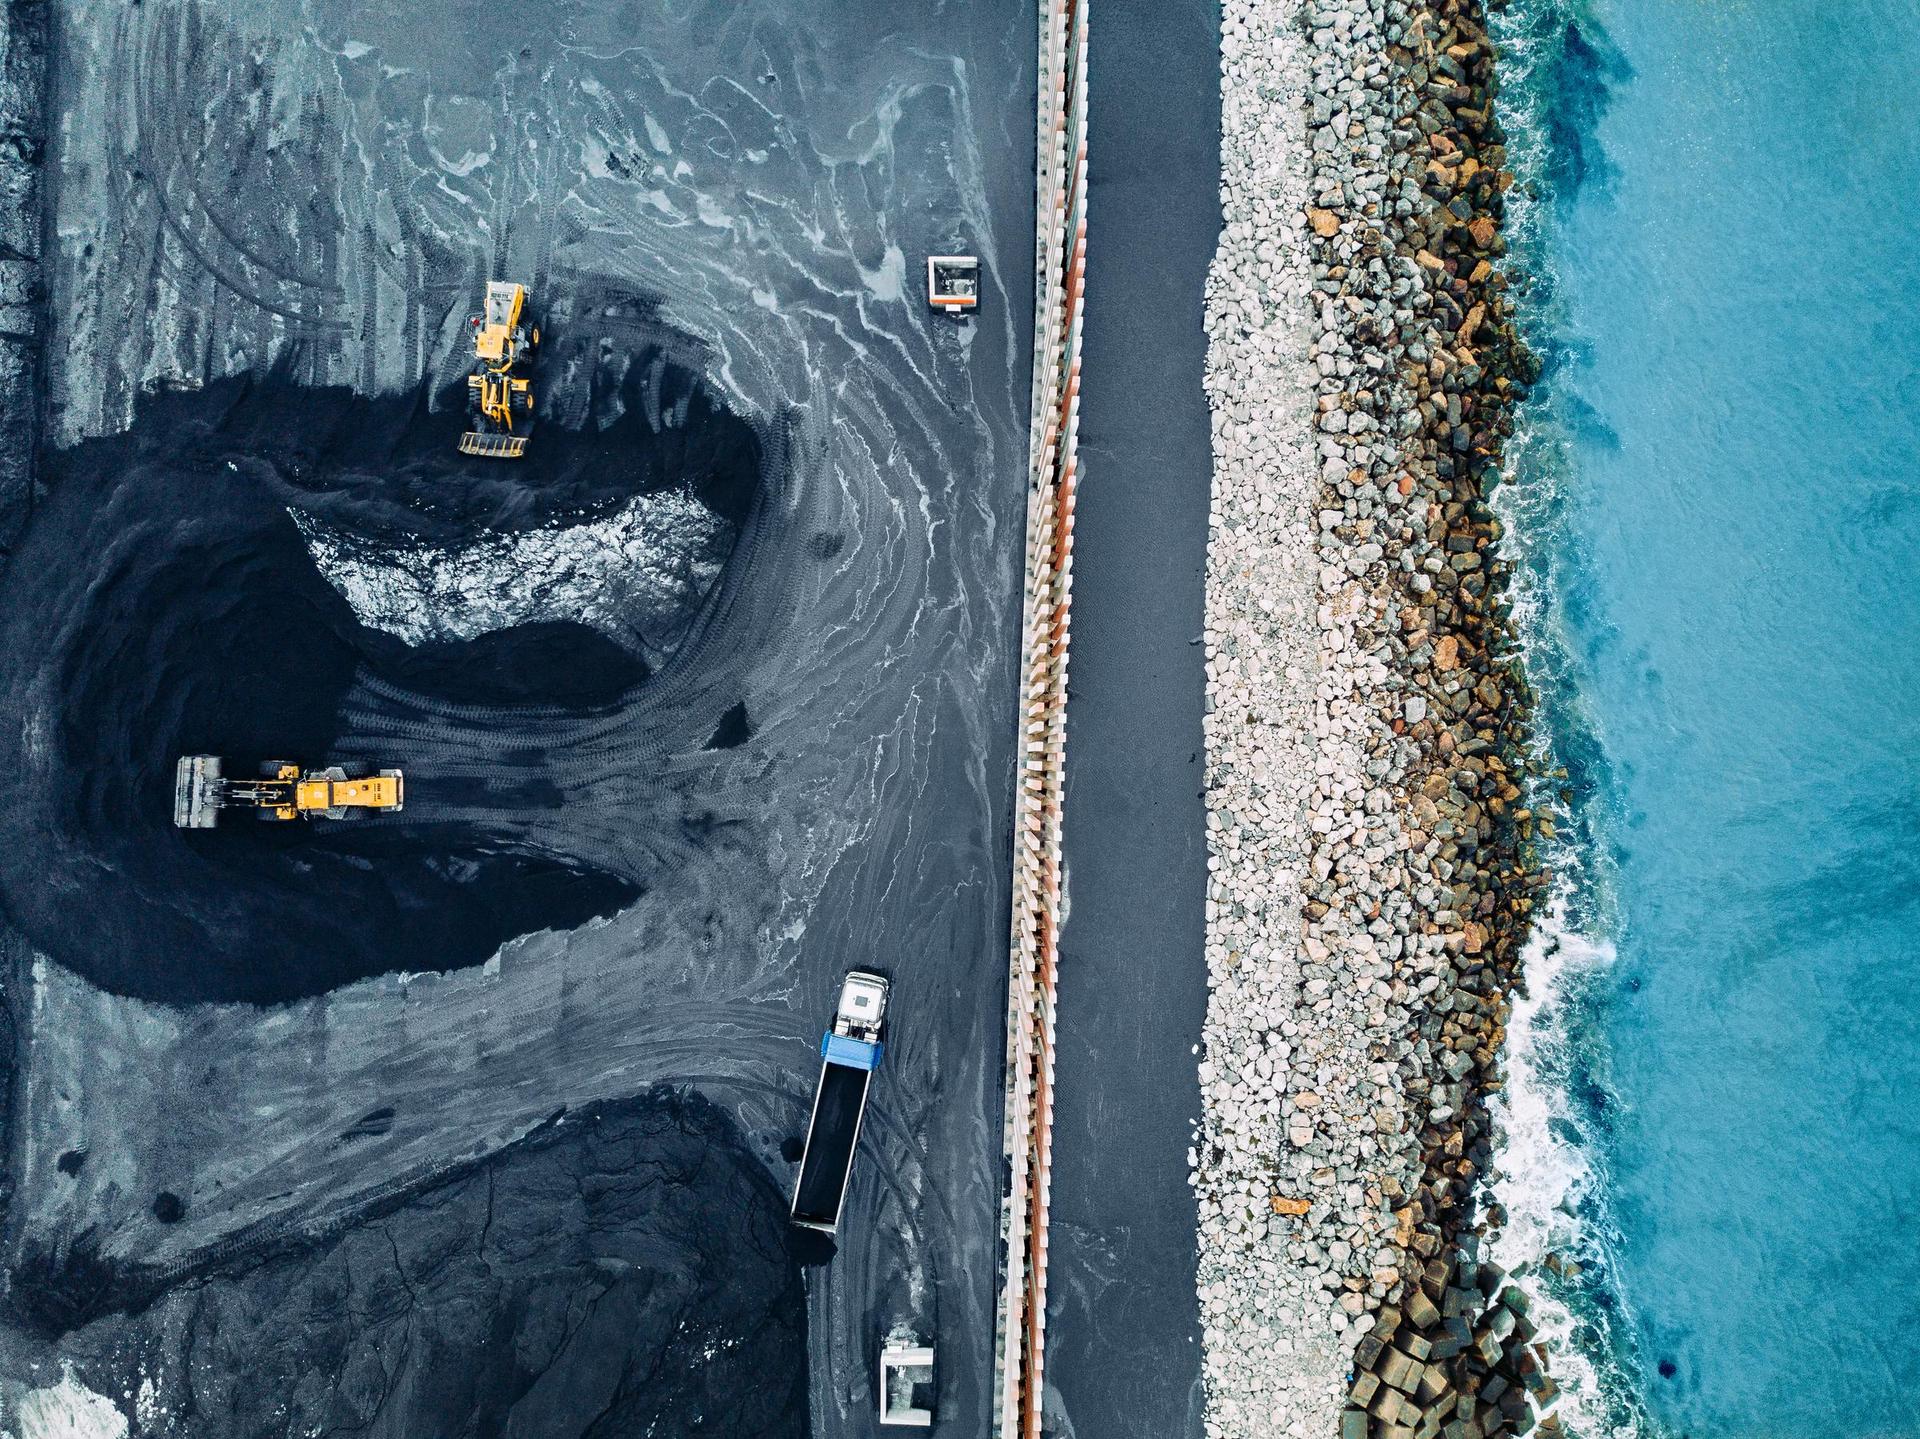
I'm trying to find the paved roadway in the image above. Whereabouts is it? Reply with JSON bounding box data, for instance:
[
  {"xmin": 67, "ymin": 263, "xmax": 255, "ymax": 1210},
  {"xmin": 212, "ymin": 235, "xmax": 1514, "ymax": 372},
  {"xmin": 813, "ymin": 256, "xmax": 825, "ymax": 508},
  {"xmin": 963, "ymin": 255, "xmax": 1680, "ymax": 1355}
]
[{"xmin": 1045, "ymin": 1, "xmax": 1221, "ymax": 1435}]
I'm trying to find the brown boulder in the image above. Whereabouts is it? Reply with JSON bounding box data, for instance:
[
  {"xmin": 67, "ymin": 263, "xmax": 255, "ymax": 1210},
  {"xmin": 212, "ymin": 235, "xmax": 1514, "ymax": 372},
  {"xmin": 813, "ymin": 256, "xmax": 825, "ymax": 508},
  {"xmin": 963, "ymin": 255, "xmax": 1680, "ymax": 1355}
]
[{"xmin": 1308, "ymin": 207, "xmax": 1341, "ymax": 237}]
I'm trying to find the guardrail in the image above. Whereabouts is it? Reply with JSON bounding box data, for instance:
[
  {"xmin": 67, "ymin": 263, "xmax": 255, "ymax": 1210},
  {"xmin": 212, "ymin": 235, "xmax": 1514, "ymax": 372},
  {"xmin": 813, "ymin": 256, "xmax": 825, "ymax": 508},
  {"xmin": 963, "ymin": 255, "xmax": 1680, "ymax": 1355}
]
[{"xmin": 992, "ymin": 0, "xmax": 1087, "ymax": 1434}]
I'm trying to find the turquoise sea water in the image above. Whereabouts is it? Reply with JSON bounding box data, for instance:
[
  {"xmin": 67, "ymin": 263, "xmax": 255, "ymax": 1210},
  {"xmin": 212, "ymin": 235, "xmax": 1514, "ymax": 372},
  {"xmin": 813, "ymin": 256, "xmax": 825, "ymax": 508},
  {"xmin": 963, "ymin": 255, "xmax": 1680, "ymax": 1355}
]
[{"xmin": 1488, "ymin": 1, "xmax": 1920, "ymax": 1435}]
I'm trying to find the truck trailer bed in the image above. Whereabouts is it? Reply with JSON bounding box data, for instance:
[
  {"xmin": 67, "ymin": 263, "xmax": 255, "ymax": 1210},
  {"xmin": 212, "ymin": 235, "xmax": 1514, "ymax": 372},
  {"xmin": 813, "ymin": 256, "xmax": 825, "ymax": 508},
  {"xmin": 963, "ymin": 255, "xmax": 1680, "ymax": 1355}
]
[{"xmin": 791, "ymin": 1061, "xmax": 870, "ymax": 1229}]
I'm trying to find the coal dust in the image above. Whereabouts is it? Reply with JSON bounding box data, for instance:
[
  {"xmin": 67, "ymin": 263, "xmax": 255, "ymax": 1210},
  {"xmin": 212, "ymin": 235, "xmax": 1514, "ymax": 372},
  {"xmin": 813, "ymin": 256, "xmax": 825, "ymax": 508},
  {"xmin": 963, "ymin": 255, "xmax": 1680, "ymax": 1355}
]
[
  {"xmin": 24, "ymin": 1089, "xmax": 811, "ymax": 1437},
  {"xmin": 0, "ymin": 356, "xmax": 764, "ymax": 1005}
]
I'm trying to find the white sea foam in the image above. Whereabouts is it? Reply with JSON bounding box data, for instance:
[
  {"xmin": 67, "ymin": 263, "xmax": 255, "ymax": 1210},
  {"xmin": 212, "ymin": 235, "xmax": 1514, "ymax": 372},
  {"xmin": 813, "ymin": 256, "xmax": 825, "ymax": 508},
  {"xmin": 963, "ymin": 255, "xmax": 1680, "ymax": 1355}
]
[{"xmin": 1486, "ymin": 901, "xmax": 1639, "ymax": 1439}]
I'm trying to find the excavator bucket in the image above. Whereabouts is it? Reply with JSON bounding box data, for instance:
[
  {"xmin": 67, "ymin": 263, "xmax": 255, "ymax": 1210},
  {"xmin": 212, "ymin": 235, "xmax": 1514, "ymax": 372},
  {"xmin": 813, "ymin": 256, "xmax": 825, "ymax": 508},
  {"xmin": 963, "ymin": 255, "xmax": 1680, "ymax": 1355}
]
[
  {"xmin": 174, "ymin": 755, "xmax": 222, "ymax": 829},
  {"xmin": 457, "ymin": 430, "xmax": 528, "ymax": 459}
]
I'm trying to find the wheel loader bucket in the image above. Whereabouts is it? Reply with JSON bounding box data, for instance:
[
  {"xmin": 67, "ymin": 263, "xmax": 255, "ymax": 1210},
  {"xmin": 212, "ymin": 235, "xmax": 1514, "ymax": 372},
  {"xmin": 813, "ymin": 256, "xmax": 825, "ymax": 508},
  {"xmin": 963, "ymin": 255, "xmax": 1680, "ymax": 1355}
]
[
  {"xmin": 174, "ymin": 755, "xmax": 223, "ymax": 829},
  {"xmin": 458, "ymin": 431, "xmax": 528, "ymax": 459}
]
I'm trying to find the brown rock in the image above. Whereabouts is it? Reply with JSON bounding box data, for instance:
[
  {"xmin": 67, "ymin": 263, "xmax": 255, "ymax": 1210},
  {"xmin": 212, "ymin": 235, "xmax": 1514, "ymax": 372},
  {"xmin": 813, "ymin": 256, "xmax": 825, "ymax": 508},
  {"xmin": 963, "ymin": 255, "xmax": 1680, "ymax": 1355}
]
[
  {"xmin": 1370, "ymin": 1385, "xmax": 1408, "ymax": 1422},
  {"xmin": 1271, "ymin": 1194, "xmax": 1312, "ymax": 1217},
  {"xmin": 1309, "ymin": 207, "xmax": 1341, "ymax": 237},
  {"xmin": 1379, "ymin": 1348, "xmax": 1422, "ymax": 1393},
  {"xmin": 1468, "ymin": 216, "xmax": 1497, "ymax": 249},
  {"xmin": 1434, "ymin": 634, "xmax": 1460, "ymax": 671},
  {"xmin": 1394, "ymin": 1205, "xmax": 1419, "ymax": 1247}
]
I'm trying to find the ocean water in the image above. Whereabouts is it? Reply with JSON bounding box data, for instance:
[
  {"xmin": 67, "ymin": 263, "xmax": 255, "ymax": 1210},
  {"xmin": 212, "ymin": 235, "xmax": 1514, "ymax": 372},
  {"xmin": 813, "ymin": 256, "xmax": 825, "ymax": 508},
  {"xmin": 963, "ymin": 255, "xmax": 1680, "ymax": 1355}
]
[{"xmin": 1486, "ymin": 2, "xmax": 1920, "ymax": 1436}]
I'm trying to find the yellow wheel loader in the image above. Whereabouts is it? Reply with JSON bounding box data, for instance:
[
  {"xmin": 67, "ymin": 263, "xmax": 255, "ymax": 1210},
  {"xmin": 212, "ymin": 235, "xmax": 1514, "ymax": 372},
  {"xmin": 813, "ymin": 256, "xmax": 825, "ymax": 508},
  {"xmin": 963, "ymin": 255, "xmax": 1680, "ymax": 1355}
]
[
  {"xmin": 173, "ymin": 756, "xmax": 405, "ymax": 829},
  {"xmin": 458, "ymin": 280, "xmax": 540, "ymax": 459}
]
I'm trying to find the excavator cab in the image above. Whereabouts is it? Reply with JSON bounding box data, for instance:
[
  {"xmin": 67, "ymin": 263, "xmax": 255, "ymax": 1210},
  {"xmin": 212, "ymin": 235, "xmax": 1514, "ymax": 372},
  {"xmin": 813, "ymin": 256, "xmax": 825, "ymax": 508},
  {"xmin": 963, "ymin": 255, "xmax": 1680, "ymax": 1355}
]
[
  {"xmin": 459, "ymin": 281, "xmax": 540, "ymax": 459},
  {"xmin": 174, "ymin": 756, "xmax": 405, "ymax": 829}
]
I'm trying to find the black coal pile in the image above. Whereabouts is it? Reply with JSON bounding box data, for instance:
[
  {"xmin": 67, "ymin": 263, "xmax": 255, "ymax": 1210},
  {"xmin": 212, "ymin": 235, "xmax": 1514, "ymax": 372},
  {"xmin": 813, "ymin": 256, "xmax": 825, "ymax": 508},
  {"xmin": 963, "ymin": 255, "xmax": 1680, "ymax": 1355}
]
[
  {"xmin": 0, "ymin": 356, "xmax": 767, "ymax": 1005},
  {"xmin": 31, "ymin": 1088, "xmax": 810, "ymax": 1437}
]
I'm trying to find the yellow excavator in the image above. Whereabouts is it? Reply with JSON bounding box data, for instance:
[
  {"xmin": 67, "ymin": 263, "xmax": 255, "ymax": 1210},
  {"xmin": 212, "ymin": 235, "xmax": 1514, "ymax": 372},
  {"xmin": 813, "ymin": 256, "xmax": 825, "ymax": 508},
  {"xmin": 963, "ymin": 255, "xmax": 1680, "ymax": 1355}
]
[
  {"xmin": 173, "ymin": 756, "xmax": 405, "ymax": 829},
  {"xmin": 458, "ymin": 280, "xmax": 540, "ymax": 458}
]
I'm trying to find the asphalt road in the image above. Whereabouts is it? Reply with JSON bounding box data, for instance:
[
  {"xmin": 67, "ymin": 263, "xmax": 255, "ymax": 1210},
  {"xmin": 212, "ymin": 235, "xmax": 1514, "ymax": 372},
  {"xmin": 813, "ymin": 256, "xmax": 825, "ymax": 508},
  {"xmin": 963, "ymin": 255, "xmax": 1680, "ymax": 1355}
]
[{"xmin": 1044, "ymin": 1, "xmax": 1222, "ymax": 1435}]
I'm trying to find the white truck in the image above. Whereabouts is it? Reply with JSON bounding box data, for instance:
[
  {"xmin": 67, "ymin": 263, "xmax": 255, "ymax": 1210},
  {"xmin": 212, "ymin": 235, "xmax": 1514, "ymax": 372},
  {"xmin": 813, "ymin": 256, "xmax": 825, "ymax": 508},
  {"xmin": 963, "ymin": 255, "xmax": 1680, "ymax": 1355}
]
[{"xmin": 790, "ymin": 970, "xmax": 889, "ymax": 1235}]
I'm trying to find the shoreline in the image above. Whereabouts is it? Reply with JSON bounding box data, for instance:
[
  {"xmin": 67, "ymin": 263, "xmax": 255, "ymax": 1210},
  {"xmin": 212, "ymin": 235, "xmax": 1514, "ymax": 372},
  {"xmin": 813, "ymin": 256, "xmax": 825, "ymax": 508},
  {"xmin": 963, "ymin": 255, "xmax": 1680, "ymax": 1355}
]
[{"xmin": 1196, "ymin": 0, "xmax": 1557, "ymax": 1434}]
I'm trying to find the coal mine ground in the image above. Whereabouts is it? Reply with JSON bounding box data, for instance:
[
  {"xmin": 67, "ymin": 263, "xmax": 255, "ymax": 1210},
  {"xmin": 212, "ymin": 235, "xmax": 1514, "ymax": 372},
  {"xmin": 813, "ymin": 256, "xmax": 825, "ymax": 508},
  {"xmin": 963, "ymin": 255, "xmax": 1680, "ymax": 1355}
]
[{"xmin": 0, "ymin": 1, "xmax": 1036, "ymax": 1434}]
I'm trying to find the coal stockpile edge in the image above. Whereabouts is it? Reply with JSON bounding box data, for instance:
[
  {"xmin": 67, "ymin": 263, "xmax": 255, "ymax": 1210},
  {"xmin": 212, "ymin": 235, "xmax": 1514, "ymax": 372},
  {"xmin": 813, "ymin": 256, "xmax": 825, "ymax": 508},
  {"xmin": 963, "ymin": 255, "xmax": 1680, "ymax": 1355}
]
[
  {"xmin": 15, "ymin": 1086, "xmax": 812, "ymax": 1438},
  {"xmin": 0, "ymin": 357, "xmax": 780, "ymax": 1006}
]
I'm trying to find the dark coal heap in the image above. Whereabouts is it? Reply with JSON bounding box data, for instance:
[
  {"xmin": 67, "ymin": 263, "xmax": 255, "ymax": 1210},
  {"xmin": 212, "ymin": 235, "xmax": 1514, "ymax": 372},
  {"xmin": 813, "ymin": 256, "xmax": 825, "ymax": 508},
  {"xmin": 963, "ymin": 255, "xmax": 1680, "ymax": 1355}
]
[
  {"xmin": 0, "ymin": 359, "xmax": 765, "ymax": 1005},
  {"xmin": 22, "ymin": 1089, "xmax": 810, "ymax": 1436}
]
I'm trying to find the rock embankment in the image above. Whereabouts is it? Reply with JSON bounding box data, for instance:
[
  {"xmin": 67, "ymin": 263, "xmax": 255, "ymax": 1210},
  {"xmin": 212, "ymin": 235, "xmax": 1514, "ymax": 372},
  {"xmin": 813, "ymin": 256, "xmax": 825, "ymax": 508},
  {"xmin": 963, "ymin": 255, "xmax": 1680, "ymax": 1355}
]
[{"xmin": 1196, "ymin": 0, "xmax": 1554, "ymax": 1435}]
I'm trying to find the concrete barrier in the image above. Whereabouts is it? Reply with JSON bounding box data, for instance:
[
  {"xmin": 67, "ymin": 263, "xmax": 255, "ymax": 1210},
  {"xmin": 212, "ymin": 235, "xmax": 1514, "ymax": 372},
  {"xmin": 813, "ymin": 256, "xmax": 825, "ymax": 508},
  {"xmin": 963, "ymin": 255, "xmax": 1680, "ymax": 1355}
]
[{"xmin": 992, "ymin": 1, "xmax": 1087, "ymax": 1434}]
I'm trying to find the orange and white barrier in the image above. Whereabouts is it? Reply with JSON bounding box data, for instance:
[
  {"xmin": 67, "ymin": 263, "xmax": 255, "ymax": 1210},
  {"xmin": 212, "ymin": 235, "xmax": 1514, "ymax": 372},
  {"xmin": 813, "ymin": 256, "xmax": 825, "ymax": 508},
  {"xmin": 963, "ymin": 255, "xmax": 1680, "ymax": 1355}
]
[{"xmin": 993, "ymin": 1, "xmax": 1087, "ymax": 1435}]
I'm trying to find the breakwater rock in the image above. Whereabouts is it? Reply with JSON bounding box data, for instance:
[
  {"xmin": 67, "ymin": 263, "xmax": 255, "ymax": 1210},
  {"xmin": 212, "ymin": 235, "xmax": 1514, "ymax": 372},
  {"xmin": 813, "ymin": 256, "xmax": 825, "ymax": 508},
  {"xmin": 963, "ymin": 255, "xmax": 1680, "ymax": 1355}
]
[{"xmin": 1197, "ymin": 0, "xmax": 1553, "ymax": 1434}]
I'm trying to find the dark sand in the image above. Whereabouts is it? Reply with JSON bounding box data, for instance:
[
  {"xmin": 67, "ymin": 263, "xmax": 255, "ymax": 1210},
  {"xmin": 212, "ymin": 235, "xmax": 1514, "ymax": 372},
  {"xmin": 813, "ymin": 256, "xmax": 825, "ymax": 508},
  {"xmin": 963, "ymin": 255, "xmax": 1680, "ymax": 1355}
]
[
  {"xmin": 0, "ymin": 2, "xmax": 1036, "ymax": 1434},
  {"xmin": 20, "ymin": 1088, "xmax": 812, "ymax": 1437}
]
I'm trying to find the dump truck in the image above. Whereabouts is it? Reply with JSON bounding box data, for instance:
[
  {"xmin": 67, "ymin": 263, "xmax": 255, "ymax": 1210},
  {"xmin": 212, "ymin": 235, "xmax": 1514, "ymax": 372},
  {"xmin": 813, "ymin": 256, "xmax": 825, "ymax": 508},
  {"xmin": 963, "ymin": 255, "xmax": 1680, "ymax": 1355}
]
[
  {"xmin": 173, "ymin": 756, "xmax": 404, "ymax": 829},
  {"xmin": 791, "ymin": 969, "xmax": 889, "ymax": 1235},
  {"xmin": 459, "ymin": 280, "xmax": 540, "ymax": 458},
  {"xmin": 925, "ymin": 255, "xmax": 979, "ymax": 316}
]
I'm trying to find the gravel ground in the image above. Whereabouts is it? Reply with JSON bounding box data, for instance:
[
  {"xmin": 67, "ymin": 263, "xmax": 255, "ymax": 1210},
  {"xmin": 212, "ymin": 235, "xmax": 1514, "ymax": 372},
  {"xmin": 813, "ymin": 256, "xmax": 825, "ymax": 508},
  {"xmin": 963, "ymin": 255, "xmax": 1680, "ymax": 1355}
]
[{"xmin": 1194, "ymin": 3, "xmax": 1350, "ymax": 1431}]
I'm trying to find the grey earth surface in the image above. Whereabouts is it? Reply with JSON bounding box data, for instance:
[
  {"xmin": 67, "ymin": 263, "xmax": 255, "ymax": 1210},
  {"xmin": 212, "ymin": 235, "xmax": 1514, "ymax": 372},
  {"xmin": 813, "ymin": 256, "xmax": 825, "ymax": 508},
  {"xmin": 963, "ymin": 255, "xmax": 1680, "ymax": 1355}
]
[{"xmin": 0, "ymin": 1, "xmax": 1036, "ymax": 1434}]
